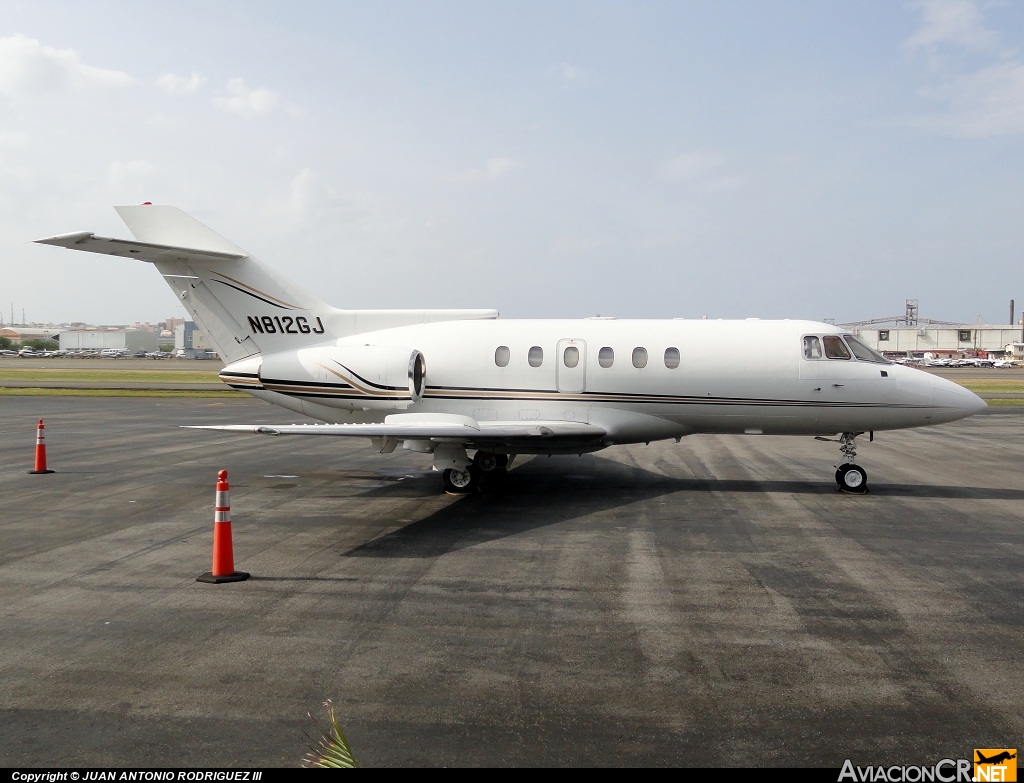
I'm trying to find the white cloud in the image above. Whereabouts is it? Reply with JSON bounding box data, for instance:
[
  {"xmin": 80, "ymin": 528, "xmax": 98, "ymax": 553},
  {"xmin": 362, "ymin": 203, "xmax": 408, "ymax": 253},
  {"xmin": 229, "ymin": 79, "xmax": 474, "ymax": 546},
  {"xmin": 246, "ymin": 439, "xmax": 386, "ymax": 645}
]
[
  {"xmin": 454, "ymin": 156, "xmax": 520, "ymax": 183},
  {"xmin": 903, "ymin": 0, "xmax": 1024, "ymax": 136},
  {"xmin": 0, "ymin": 34, "xmax": 134, "ymax": 96},
  {"xmin": 915, "ymin": 59, "xmax": 1024, "ymax": 135},
  {"xmin": 271, "ymin": 167, "xmax": 361, "ymax": 236},
  {"xmin": 288, "ymin": 167, "xmax": 316, "ymax": 219},
  {"xmin": 658, "ymin": 151, "xmax": 725, "ymax": 181},
  {"xmin": 548, "ymin": 62, "xmax": 587, "ymax": 85},
  {"xmin": 903, "ymin": 0, "xmax": 999, "ymax": 52},
  {"xmin": 212, "ymin": 77, "xmax": 280, "ymax": 118},
  {"xmin": 156, "ymin": 72, "xmax": 206, "ymax": 94}
]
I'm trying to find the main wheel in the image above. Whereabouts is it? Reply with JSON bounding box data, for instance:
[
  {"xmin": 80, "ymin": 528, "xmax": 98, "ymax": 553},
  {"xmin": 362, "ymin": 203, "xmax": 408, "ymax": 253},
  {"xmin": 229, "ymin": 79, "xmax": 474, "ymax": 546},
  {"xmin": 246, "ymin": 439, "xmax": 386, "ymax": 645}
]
[
  {"xmin": 473, "ymin": 452, "xmax": 509, "ymax": 473},
  {"xmin": 837, "ymin": 463, "xmax": 868, "ymax": 493},
  {"xmin": 473, "ymin": 452, "xmax": 498, "ymax": 472},
  {"xmin": 443, "ymin": 466, "xmax": 478, "ymax": 494}
]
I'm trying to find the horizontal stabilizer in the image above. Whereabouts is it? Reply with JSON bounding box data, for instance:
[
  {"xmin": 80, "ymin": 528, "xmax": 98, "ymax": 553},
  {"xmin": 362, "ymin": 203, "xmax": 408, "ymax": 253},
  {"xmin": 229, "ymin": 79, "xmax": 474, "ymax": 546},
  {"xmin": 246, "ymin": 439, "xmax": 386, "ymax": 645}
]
[{"xmin": 34, "ymin": 233, "xmax": 245, "ymax": 266}]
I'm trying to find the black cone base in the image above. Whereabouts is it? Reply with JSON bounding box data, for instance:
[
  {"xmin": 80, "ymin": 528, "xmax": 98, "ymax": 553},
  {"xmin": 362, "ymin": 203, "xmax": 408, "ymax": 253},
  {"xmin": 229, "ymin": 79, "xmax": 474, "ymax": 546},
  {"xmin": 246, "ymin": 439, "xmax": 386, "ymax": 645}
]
[{"xmin": 197, "ymin": 571, "xmax": 250, "ymax": 584}]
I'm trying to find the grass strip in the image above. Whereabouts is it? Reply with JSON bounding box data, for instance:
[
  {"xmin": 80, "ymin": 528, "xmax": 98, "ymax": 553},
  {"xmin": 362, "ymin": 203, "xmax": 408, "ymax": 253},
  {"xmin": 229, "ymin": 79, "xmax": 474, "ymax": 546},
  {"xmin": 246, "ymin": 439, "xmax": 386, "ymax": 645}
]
[
  {"xmin": 0, "ymin": 369, "xmax": 221, "ymax": 383},
  {"xmin": 0, "ymin": 388, "xmax": 243, "ymax": 398}
]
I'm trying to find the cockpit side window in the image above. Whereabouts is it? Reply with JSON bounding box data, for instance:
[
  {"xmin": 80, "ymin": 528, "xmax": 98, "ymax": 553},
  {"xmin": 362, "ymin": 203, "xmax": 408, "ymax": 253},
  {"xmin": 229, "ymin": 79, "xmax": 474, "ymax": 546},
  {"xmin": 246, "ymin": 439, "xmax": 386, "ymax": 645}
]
[
  {"xmin": 823, "ymin": 335, "xmax": 851, "ymax": 360},
  {"xmin": 803, "ymin": 336, "xmax": 822, "ymax": 360}
]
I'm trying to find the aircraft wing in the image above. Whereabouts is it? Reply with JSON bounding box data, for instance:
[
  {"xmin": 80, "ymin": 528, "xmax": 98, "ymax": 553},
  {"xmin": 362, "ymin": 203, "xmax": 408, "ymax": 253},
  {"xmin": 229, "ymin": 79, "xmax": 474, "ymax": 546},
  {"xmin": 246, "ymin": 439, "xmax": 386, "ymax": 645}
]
[
  {"xmin": 34, "ymin": 232, "xmax": 244, "ymax": 265},
  {"xmin": 184, "ymin": 413, "xmax": 607, "ymax": 449}
]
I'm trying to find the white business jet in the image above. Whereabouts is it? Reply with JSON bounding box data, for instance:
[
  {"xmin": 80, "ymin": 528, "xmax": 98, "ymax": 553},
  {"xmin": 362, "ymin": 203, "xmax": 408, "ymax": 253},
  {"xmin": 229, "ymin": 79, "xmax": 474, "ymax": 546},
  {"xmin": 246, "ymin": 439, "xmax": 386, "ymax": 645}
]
[{"xmin": 36, "ymin": 205, "xmax": 986, "ymax": 494}]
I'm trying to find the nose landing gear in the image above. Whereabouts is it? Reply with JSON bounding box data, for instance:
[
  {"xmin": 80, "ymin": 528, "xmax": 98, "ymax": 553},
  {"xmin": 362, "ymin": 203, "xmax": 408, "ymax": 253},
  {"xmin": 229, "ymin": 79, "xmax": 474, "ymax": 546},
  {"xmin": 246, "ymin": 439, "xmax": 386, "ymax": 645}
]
[{"xmin": 817, "ymin": 431, "xmax": 870, "ymax": 494}]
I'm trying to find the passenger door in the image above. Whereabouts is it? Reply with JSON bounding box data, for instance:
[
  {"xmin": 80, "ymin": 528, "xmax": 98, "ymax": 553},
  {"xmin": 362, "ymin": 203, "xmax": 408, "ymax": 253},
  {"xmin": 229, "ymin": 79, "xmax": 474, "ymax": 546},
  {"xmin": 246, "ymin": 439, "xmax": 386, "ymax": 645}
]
[{"xmin": 556, "ymin": 338, "xmax": 586, "ymax": 394}]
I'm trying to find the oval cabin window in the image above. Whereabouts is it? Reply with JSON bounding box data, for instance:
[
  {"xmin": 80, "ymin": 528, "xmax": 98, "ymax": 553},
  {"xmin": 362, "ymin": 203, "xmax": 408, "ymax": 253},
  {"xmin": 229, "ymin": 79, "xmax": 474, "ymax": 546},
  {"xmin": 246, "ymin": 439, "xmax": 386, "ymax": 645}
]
[
  {"xmin": 563, "ymin": 346, "xmax": 580, "ymax": 368},
  {"xmin": 495, "ymin": 346, "xmax": 510, "ymax": 367},
  {"xmin": 528, "ymin": 346, "xmax": 544, "ymax": 367},
  {"xmin": 598, "ymin": 347, "xmax": 614, "ymax": 368},
  {"xmin": 632, "ymin": 347, "xmax": 648, "ymax": 368},
  {"xmin": 664, "ymin": 347, "xmax": 680, "ymax": 369}
]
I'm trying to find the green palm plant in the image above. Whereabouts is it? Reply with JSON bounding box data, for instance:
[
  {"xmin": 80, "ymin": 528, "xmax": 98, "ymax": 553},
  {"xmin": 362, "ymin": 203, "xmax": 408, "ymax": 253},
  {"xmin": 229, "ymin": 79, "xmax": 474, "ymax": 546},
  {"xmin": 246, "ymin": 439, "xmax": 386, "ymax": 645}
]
[{"xmin": 302, "ymin": 700, "xmax": 359, "ymax": 768}]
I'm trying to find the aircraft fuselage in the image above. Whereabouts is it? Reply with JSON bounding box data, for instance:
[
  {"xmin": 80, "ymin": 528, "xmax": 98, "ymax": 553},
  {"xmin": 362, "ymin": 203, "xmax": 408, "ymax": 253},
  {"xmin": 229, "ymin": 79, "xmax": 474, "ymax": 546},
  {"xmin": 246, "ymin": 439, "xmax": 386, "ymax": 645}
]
[{"xmin": 222, "ymin": 317, "xmax": 984, "ymax": 448}]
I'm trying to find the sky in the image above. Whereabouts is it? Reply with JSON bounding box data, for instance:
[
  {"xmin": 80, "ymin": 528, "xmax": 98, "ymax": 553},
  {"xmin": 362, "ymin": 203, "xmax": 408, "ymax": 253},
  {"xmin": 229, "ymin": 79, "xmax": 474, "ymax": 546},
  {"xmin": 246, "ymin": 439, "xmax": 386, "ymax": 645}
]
[{"xmin": 2, "ymin": 0, "xmax": 1023, "ymax": 328}]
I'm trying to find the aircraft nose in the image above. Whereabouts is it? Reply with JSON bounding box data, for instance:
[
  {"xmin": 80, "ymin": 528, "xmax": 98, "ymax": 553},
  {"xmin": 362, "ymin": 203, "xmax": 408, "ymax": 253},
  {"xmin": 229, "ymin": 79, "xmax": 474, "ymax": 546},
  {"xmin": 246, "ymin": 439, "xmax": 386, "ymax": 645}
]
[{"xmin": 930, "ymin": 375, "xmax": 987, "ymax": 421}]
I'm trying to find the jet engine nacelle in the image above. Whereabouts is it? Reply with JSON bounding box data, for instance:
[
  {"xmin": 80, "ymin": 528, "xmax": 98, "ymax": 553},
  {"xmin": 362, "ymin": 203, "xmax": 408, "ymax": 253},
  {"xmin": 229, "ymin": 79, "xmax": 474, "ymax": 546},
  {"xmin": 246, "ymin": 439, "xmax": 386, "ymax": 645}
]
[{"xmin": 257, "ymin": 344, "xmax": 426, "ymax": 409}]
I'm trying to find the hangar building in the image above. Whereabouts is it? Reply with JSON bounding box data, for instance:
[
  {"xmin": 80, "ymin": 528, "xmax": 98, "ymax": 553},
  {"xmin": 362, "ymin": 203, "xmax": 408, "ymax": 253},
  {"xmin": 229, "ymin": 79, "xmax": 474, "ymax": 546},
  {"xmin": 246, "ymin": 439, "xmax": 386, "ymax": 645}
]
[{"xmin": 59, "ymin": 328, "xmax": 158, "ymax": 353}]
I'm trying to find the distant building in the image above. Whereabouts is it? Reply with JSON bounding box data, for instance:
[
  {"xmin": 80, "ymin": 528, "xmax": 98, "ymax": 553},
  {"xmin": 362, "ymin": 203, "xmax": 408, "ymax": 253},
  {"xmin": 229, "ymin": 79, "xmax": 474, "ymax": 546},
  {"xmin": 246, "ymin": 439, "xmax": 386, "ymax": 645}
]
[
  {"xmin": 0, "ymin": 326, "xmax": 61, "ymax": 343},
  {"xmin": 163, "ymin": 317, "xmax": 186, "ymax": 334},
  {"xmin": 845, "ymin": 325, "xmax": 1022, "ymax": 358},
  {"xmin": 59, "ymin": 328, "xmax": 158, "ymax": 353},
  {"xmin": 174, "ymin": 322, "xmax": 219, "ymax": 359}
]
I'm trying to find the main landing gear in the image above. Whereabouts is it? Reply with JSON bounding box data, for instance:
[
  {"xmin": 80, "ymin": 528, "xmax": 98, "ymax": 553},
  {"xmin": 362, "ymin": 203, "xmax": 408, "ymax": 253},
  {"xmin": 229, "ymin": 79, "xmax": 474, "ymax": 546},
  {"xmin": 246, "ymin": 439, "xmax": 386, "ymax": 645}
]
[
  {"xmin": 832, "ymin": 431, "xmax": 868, "ymax": 494},
  {"xmin": 441, "ymin": 452, "xmax": 511, "ymax": 495},
  {"xmin": 442, "ymin": 465, "xmax": 477, "ymax": 494}
]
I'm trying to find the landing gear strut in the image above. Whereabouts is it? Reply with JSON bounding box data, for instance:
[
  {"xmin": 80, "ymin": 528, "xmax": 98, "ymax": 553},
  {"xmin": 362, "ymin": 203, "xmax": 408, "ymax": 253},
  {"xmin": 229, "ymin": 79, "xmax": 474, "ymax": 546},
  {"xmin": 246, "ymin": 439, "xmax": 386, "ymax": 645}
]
[{"xmin": 833, "ymin": 432, "xmax": 868, "ymax": 494}]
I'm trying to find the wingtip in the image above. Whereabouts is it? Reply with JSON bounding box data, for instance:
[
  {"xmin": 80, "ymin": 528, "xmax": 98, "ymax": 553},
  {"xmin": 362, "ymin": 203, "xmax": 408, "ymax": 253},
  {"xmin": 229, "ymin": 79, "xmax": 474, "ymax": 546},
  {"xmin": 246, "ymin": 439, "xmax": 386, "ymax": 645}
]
[{"xmin": 34, "ymin": 231, "xmax": 95, "ymax": 246}]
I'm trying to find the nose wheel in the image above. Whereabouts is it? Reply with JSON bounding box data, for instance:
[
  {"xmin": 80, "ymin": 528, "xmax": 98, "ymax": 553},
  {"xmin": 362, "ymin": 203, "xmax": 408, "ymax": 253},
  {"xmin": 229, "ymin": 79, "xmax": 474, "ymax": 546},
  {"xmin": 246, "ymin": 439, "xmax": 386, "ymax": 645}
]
[{"xmin": 835, "ymin": 463, "xmax": 868, "ymax": 493}]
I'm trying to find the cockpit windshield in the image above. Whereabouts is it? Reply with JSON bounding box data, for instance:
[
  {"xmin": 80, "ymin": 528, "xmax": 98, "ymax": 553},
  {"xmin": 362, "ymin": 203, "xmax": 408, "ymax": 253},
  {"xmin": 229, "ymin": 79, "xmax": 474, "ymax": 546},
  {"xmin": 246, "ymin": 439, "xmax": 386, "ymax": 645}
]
[
  {"xmin": 843, "ymin": 334, "xmax": 890, "ymax": 363},
  {"xmin": 802, "ymin": 334, "xmax": 891, "ymax": 364}
]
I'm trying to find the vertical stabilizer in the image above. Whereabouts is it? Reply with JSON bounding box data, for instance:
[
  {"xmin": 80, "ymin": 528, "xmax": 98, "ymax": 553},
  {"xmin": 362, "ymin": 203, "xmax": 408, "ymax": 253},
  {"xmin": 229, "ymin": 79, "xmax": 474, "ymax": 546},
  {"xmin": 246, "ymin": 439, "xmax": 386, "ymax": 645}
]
[
  {"xmin": 114, "ymin": 205, "xmax": 340, "ymax": 363},
  {"xmin": 36, "ymin": 204, "xmax": 502, "ymax": 366}
]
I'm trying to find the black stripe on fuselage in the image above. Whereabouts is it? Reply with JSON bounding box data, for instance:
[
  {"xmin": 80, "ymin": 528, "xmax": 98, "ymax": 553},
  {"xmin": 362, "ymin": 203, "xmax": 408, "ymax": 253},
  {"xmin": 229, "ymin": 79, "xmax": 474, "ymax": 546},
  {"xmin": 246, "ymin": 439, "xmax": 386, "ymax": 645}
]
[
  {"xmin": 249, "ymin": 380, "xmax": 928, "ymax": 409},
  {"xmin": 211, "ymin": 279, "xmax": 295, "ymax": 309}
]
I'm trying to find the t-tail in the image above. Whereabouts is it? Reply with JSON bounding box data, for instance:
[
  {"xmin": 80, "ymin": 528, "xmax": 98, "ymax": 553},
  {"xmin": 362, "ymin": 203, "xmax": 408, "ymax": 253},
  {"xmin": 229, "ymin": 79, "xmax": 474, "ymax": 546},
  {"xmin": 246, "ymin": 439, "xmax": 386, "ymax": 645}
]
[
  {"xmin": 116, "ymin": 204, "xmax": 339, "ymax": 363},
  {"xmin": 35, "ymin": 205, "xmax": 498, "ymax": 365}
]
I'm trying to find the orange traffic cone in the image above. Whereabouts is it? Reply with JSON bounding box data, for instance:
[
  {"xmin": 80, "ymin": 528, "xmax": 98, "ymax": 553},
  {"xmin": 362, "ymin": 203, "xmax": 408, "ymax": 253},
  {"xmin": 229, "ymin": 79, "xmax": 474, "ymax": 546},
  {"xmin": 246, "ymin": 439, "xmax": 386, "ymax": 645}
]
[
  {"xmin": 197, "ymin": 470, "xmax": 250, "ymax": 584},
  {"xmin": 28, "ymin": 419, "xmax": 55, "ymax": 474}
]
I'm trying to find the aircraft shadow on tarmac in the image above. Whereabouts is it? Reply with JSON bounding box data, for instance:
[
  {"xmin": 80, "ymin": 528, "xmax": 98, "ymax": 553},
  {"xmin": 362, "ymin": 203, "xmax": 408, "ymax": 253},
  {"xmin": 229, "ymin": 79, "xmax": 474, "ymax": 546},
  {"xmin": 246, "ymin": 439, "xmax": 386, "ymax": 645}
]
[
  {"xmin": 352, "ymin": 450, "xmax": 1024, "ymax": 502},
  {"xmin": 337, "ymin": 453, "xmax": 1024, "ymax": 559}
]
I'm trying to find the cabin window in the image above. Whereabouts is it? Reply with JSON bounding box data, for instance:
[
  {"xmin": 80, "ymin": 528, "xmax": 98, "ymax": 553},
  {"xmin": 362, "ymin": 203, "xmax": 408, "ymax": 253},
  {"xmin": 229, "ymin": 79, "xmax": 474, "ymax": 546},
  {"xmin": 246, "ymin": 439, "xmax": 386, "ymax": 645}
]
[
  {"xmin": 632, "ymin": 347, "xmax": 648, "ymax": 368},
  {"xmin": 563, "ymin": 346, "xmax": 580, "ymax": 368},
  {"xmin": 803, "ymin": 336, "xmax": 822, "ymax": 359},
  {"xmin": 598, "ymin": 347, "xmax": 614, "ymax": 368},
  {"xmin": 823, "ymin": 335, "xmax": 851, "ymax": 360},
  {"xmin": 664, "ymin": 347, "xmax": 680, "ymax": 369},
  {"xmin": 528, "ymin": 346, "xmax": 544, "ymax": 367},
  {"xmin": 495, "ymin": 346, "xmax": 510, "ymax": 367}
]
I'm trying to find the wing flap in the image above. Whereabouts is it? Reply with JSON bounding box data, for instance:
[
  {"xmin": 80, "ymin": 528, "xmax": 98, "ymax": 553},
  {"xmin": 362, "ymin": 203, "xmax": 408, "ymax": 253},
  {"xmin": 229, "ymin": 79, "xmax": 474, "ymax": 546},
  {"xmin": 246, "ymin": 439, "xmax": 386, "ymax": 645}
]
[
  {"xmin": 184, "ymin": 416, "xmax": 606, "ymax": 442},
  {"xmin": 34, "ymin": 233, "xmax": 244, "ymax": 265}
]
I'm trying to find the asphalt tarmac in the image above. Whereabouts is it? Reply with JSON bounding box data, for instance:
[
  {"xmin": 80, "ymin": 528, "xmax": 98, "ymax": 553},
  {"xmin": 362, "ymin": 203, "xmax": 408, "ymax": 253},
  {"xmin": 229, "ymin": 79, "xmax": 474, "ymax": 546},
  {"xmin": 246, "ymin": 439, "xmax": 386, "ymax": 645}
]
[{"xmin": 0, "ymin": 397, "xmax": 1021, "ymax": 768}]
